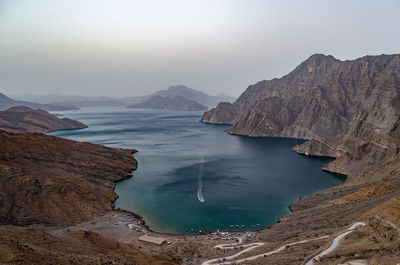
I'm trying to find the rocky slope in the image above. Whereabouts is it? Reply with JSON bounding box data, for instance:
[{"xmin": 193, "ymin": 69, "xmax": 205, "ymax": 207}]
[
  {"xmin": 0, "ymin": 131, "xmax": 178, "ymax": 264},
  {"xmin": 201, "ymin": 54, "xmax": 400, "ymax": 139},
  {"xmin": 0, "ymin": 131, "xmax": 137, "ymax": 225},
  {"xmin": 0, "ymin": 106, "xmax": 87, "ymax": 133},
  {"xmin": 294, "ymin": 94, "xmax": 400, "ymax": 176},
  {"xmin": 127, "ymin": 95, "xmax": 208, "ymax": 111},
  {"xmin": 0, "ymin": 226, "xmax": 177, "ymax": 265}
]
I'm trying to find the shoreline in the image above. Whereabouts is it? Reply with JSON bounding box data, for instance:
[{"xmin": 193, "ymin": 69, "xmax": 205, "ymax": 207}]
[{"xmin": 109, "ymin": 139, "xmax": 348, "ymax": 237}]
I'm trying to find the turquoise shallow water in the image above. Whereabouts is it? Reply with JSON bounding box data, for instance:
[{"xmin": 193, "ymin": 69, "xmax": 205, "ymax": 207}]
[{"xmin": 51, "ymin": 107, "xmax": 344, "ymax": 234}]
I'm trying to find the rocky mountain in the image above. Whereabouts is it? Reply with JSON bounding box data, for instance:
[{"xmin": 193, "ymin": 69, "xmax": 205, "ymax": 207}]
[
  {"xmin": 197, "ymin": 54, "xmax": 400, "ymax": 264},
  {"xmin": 0, "ymin": 92, "xmax": 79, "ymax": 111},
  {"xmin": 201, "ymin": 52, "xmax": 400, "ymax": 188},
  {"xmin": 201, "ymin": 54, "xmax": 400, "ymax": 139},
  {"xmin": 0, "ymin": 106, "xmax": 87, "ymax": 133},
  {"xmin": 127, "ymin": 95, "xmax": 208, "ymax": 111}
]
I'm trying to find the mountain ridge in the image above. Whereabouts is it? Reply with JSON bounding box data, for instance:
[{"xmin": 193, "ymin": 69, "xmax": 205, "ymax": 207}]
[
  {"xmin": 201, "ymin": 53, "xmax": 400, "ymax": 139},
  {"xmin": 12, "ymin": 85, "xmax": 235, "ymax": 108}
]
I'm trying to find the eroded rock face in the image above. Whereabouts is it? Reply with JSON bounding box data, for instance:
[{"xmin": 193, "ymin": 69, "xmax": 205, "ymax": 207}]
[
  {"xmin": 0, "ymin": 106, "xmax": 87, "ymax": 133},
  {"xmin": 0, "ymin": 131, "xmax": 137, "ymax": 226},
  {"xmin": 201, "ymin": 54, "xmax": 400, "ymax": 139},
  {"xmin": 295, "ymin": 95, "xmax": 400, "ymax": 177}
]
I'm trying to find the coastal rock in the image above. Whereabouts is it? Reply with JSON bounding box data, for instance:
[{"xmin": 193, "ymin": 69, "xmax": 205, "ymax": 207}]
[
  {"xmin": 0, "ymin": 106, "xmax": 87, "ymax": 133},
  {"xmin": 0, "ymin": 131, "xmax": 137, "ymax": 225}
]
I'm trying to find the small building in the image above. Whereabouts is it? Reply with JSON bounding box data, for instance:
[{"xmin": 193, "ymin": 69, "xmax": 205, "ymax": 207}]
[{"xmin": 138, "ymin": 235, "xmax": 167, "ymax": 246}]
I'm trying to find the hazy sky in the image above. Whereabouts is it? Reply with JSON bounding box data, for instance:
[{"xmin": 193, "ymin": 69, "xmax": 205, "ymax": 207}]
[{"xmin": 0, "ymin": 0, "xmax": 399, "ymax": 97}]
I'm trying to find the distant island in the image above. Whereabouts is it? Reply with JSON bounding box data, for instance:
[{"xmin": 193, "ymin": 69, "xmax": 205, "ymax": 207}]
[
  {"xmin": 127, "ymin": 95, "xmax": 208, "ymax": 111},
  {"xmin": 12, "ymin": 85, "xmax": 236, "ymax": 109},
  {"xmin": 147, "ymin": 85, "xmax": 235, "ymax": 107},
  {"xmin": 0, "ymin": 106, "xmax": 87, "ymax": 133}
]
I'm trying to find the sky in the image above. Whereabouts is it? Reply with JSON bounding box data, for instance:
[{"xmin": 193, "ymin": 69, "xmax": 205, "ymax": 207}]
[{"xmin": 0, "ymin": 0, "xmax": 399, "ymax": 98}]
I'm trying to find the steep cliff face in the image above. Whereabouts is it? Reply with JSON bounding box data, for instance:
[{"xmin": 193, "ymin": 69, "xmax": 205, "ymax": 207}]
[
  {"xmin": 0, "ymin": 131, "xmax": 137, "ymax": 225},
  {"xmin": 201, "ymin": 54, "xmax": 400, "ymax": 139},
  {"xmin": 0, "ymin": 106, "xmax": 87, "ymax": 133},
  {"xmin": 294, "ymin": 95, "xmax": 400, "ymax": 177}
]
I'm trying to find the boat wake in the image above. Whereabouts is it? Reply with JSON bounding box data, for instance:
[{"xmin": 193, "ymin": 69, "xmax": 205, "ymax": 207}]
[{"xmin": 197, "ymin": 155, "xmax": 205, "ymax": 203}]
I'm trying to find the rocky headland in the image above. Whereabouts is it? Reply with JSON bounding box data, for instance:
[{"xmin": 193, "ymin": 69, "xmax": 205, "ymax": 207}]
[{"xmin": 0, "ymin": 106, "xmax": 87, "ymax": 133}]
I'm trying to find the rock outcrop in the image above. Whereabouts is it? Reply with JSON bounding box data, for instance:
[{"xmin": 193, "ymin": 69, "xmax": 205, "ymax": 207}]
[
  {"xmin": 127, "ymin": 95, "xmax": 208, "ymax": 111},
  {"xmin": 0, "ymin": 106, "xmax": 87, "ymax": 133}
]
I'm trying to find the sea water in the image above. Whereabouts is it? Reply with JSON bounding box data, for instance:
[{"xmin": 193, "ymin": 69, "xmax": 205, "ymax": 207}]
[{"xmin": 51, "ymin": 107, "xmax": 344, "ymax": 234}]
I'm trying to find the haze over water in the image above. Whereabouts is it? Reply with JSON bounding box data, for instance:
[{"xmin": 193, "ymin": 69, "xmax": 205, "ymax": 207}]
[{"xmin": 52, "ymin": 107, "xmax": 344, "ymax": 234}]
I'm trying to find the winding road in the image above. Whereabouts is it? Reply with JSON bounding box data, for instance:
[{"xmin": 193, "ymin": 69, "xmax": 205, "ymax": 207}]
[
  {"xmin": 202, "ymin": 222, "xmax": 366, "ymax": 265},
  {"xmin": 305, "ymin": 222, "xmax": 366, "ymax": 265}
]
